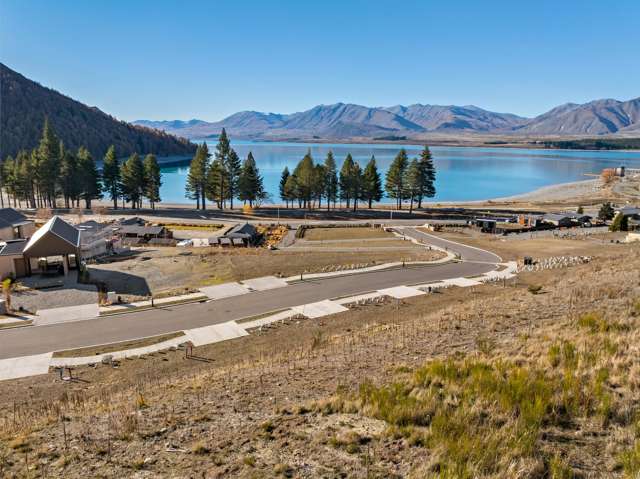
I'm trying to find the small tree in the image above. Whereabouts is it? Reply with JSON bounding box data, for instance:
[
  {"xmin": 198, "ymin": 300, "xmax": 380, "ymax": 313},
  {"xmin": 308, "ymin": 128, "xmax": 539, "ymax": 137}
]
[
  {"xmin": 609, "ymin": 212, "xmax": 628, "ymax": 232},
  {"xmin": 576, "ymin": 205, "xmax": 584, "ymax": 214},
  {"xmin": 362, "ymin": 155, "xmax": 383, "ymax": 209},
  {"xmin": 598, "ymin": 202, "xmax": 615, "ymax": 221},
  {"xmin": 385, "ymin": 149, "xmax": 408, "ymax": 209},
  {"xmin": 279, "ymin": 167, "xmax": 290, "ymax": 208}
]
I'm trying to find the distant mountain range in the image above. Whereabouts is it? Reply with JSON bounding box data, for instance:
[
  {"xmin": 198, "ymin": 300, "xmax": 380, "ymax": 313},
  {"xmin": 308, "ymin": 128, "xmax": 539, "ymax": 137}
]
[
  {"xmin": 0, "ymin": 63, "xmax": 196, "ymax": 160},
  {"xmin": 135, "ymin": 97, "xmax": 640, "ymax": 141}
]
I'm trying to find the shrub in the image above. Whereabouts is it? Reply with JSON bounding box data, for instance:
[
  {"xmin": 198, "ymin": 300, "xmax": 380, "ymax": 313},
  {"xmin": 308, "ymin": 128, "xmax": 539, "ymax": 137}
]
[{"xmin": 528, "ymin": 284, "xmax": 543, "ymax": 295}]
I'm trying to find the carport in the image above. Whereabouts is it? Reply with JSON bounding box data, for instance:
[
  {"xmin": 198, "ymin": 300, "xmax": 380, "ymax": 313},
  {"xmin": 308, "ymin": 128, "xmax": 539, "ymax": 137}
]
[{"xmin": 23, "ymin": 216, "xmax": 81, "ymax": 276}]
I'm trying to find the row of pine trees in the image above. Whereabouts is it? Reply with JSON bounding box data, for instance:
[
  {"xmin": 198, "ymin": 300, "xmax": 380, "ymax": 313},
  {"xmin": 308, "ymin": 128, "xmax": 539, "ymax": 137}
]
[
  {"xmin": 186, "ymin": 129, "xmax": 266, "ymax": 210},
  {"xmin": 187, "ymin": 129, "xmax": 437, "ymax": 212},
  {"xmin": 278, "ymin": 146, "xmax": 436, "ymax": 212},
  {"xmin": 1, "ymin": 120, "xmax": 163, "ymax": 210}
]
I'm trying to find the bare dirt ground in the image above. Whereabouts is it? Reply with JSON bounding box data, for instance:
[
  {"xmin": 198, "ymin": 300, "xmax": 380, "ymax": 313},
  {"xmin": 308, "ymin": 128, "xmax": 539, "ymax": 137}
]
[
  {"xmin": 87, "ymin": 246, "xmax": 444, "ymax": 298},
  {"xmin": 2, "ymin": 239, "xmax": 640, "ymax": 477},
  {"xmin": 303, "ymin": 227, "xmax": 393, "ymax": 241}
]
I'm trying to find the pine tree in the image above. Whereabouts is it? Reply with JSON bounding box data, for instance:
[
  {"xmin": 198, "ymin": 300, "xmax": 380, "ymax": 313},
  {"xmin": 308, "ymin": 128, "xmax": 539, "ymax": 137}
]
[
  {"xmin": 102, "ymin": 145, "xmax": 121, "ymax": 209},
  {"xmin": 362, "ymin": 155, "xmax": 383, "ymax": 209},
  {"xmin": 143, "ymin": 154, "xmax": 162, "ymax": 210},
  {"xmin": 121, "ymin": 153, "xmax": 145, "ymax": 209},
  {"xmin": 186, "ymin": 142, "xmax": 209, "ymax": 209},
  {"xmin": 598, "ymin": 202, "xmax": 615, "ymax": 221},
  {"xmin": 350, "ymin": 161, "xmax": 363, "ymax": 212},
  {"xmin": 416, "ymin": 146, "xmax": 436, "ymax": 208},
  {"xmin": 279, "ymin": 167, "xmax": 290, "ymax": 208},
  {"xmin": 404, "ymin": 158, "xmax": 422, "ymax": 213},
  {"xmin": 284, "ymin": 175, "xmax": 299, "ymax": 207},
  {"xmin": 314, "ymin": 164, "xmax": 326, "ymax": 209},
  {"xmin": 206, "ymin": 158, "xmax": 225, "ymax": 209},
  {"xmin": 609, "ymin": 212, "xmax": 627, "ymax": 232},
  {"xmin": 385, "ymin": 149, "xmax": 408, "ymax": 209},
  {"xmin": 36, "ymin": 118, "xmax": 61, "ymax": 207},
  {"xmin": 77, "ymin": 147, "xmax": 102, "ymax": 209},
  {"xmin": 59, "ymin": 146, "xmax": 79, "ymax": 208},
  {"xmin": 339, "ymin": 154, "xmax": 355, "ymax": 208},
  {"xmin": 238, "ymin": 152, "xmax": 263, "ymax": 207},
  {"xmin": 214, "ymin": 129, "xmax": 231, "ymax": 209},
  {"xmin": 323, "ymin": 151, "xmax": 338, "ymax": 211},
  {"xmin": 293, "ymin": 150, "xmax": 315, "ymax": 208},
  {"xmin": 226, "ymin": 148, "xmax": 242, "ymax": 209}
]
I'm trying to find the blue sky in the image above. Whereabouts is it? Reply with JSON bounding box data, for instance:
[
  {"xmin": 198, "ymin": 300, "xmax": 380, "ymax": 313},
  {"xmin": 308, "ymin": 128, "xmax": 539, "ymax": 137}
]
[{"xmin": 2, "ymin": 0, "xmax": 639, "ymax": 121}]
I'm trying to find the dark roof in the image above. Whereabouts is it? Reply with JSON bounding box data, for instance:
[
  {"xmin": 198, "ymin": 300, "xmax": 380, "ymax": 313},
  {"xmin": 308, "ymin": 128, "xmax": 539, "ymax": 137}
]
[
  {"xmin": 0, "ymin": 239, "xmax": 27, "ymax": 256},
  {"xmin": 222, "ymin": 223, "xmax": 258, "ymax": 239},
  {"xmin": 118, "ymin": 224, "xmax": 166, "ymax": 236},
  {"xmin": 617, "ymin": 207, "xmax": 640, "ymax": 217},
  {"xmin": 119, "ymin": 216, "xmax": 146, "ymax": 226},
  {"xmin": 50, "ymin": 217, "xmax": 81, "ymax": 246},
  {"xmin": 0, "ymin": 208, "xmax": 29, "ymax": 228},
  {"xmin": 543, "ymin": 213, "xmax": 574, "ymax": 221}
]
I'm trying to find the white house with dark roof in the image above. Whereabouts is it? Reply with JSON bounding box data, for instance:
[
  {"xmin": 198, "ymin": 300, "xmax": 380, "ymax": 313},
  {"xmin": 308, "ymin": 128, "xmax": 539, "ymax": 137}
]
[{"xmin": 22, "ymin": 216, "xmax": 81, "ymax": 276}]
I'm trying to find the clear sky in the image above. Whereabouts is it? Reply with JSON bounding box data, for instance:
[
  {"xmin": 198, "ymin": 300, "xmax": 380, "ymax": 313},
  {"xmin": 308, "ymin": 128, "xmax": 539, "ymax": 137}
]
[{"xmin": 2, "ymin": 0, "xmax": 639, "ymax": 122}]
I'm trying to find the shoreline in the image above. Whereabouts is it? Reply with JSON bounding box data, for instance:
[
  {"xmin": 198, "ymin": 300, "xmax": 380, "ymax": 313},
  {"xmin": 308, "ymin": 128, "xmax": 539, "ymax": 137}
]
[{"xmin": 86, "ymin": 178, "xmax": 601, "ymax": 213}]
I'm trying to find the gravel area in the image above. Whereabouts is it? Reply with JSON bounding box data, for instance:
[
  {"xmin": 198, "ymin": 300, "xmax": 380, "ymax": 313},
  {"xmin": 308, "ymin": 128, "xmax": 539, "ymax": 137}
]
[{"xmin": 12, "ymin": 276, "xmax": 98, "ymax": 312}]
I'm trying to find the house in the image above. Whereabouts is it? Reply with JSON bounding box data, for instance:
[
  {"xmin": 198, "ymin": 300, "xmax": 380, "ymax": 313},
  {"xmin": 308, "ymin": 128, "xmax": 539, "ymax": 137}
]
[
  {"xmin": 542, "ymin": 213, "xmax": 575, "ymax": 228},
  {"xmin": 22, "ymin": 216, "xmax": 81, "ymax": 276},
  {"xmin": 0, "ymin": 239, "xmax": 28, "ymax": 278},
  {"xmin": 213, "ymin": 223, "xmax": 259, "ymax": 246},
  {"xmin": 0, "ymin": 208, "xmax": 36, "ymax": 240},
  {"xmin": 116, "ymin": 224, "xmax": 172, "ymax": 244}
]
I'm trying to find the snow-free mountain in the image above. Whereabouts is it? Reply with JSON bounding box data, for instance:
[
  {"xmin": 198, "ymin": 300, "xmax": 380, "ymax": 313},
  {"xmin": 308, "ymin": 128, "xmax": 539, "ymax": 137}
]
[{"xmin": 135, "ymin": 97, "xmax": 640, "ymax": 140}]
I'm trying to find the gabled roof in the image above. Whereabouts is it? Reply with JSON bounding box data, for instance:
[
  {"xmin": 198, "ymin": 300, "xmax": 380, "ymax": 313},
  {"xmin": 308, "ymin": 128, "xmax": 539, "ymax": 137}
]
[
  {"xmin": 23, "ymin": 216, "xmax": 80, "ymax": 257},
  {"xmin": 617, "ymin": 207, "xmax": 640, "ymax": 217},
  {"xmin": 222, "ymin": 223, "xmax": 258, "ymax": 239},
  {"xmin": 0, "ymin": 208, "xmax": 29, "ymax": 229},
  {"xmin": 0, "ymin": 239, "xmax": 27, "ymax": 256}
]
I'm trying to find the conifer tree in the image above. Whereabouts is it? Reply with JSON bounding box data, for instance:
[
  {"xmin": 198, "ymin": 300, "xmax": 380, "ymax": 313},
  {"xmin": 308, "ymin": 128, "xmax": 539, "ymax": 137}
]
[
  {"xmin": 385, "ymin": 149, "xmax": 409, "ymax": 209},
  {"xmin": 416, "ymin": 145, "xmax": 436, "ymax": 208},
  {"xmin": 59, "ymin": 146, "xmax": 79, "ymax": 209},
  {"xmin": 238, "ymin": 152, "xmax": 263, "ymax": 207},
  {"xmin": 143, "ymin": 154, "xmax": 162, "ymax": 210},
  {"xmin": 36, "ymin": 118, "xmax": 61, "ymax": 207},
  {"xmin": 362, "ymin": 155, "xmax": 383, "ymax": 209},
  {"xmin": 77, "ymin": 147, "xmax": 102, "ymax": 209},
  {"xmin": 293, "ymin": 150, "xmax": 315, "ymax": 208},
  {"xmin": 206, "ymin": 158, "xmax": 225, "ymax": 209},
  {"xmin": 339, "ymin": 154, "xmax": 355, "ymax": 208},
  {"xmin": 102, "ymin": 145, "xmax": 121, "ymax": 209},
  {"xmin": 404, "ymin": 158, "xmax": 422, "ymax": 213},
  {"xmin": 226, "ymin": 148, "xmax": 242, "ymax": 209},
  {"xmin": 186, "ymin": 142, "xmax": 210, "ymax": 209},
  {"xmin": 121, "ymin": 153, "xmax": 145, "ymax": 208},
  {"xmin": 279, "ymin": 166, "xmax": 290, "ymax": 208},
  {"xmin": 284, "ymin": 175, "xmax": 299, "ymax": 208},
  {"xmin": 323, "ymin": 152, "xmax": 338, "ymax": 211},
  {"xmin": 214, "ymin": 129, "xmax": 231, "ymax": 209},
  {"xmin": 350, "ymin": 161, "xmax": 363, "ymax": 212}
]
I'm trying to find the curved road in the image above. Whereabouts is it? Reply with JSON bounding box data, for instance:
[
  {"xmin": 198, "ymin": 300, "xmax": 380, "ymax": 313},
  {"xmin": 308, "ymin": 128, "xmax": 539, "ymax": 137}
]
[{"xmin": 0, "ymin": 228, "xmax": 500, "ymax": 359}]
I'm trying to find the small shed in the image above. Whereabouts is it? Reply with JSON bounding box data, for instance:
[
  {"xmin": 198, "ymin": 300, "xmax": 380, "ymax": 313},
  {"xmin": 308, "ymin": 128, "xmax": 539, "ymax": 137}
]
[{"xmin": 117, "ymin": 224, "xmax": 171, "ymax": 241}]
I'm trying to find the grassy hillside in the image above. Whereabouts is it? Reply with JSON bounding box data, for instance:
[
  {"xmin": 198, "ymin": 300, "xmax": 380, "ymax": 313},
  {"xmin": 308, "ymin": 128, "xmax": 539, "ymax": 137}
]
[
  {"xmin": 0, "ymin": 63, "xmax": 196, "ymax": 159},
  {"xmin": 1, "ymin": 240, "xmax": 639, "ymax": 477}
]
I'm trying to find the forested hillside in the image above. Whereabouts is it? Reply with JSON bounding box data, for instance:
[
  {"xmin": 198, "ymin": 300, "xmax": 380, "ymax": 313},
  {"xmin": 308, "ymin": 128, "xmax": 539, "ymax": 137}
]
[{"xmin": 0, "ymin": 63, "xmax": 195, "ymax": 159}]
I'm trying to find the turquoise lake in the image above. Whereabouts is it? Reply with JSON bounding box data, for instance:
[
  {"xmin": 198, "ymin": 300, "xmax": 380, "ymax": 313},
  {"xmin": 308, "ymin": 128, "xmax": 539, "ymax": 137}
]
[{"xmin": 157, "ymin": 141, "xmax": 640, "ymax": 204}]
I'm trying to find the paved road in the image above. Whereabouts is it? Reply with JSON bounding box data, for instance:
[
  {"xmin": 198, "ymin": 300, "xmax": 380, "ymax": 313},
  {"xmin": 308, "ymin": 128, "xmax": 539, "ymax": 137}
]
[
  {"xmin": 0, "ymin": 230, "xmax": 499, "ymax": 359},
  {"xmin": 399, "ymin": 228, "xmax": 502, "ymax": 263}
]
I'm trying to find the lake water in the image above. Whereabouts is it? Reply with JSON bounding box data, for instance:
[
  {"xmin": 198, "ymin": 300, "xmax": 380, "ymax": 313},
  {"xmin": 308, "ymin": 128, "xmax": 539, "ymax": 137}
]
[{"xmin": 158, "ymin": 141, "xmax": 640, "ymax": 204}]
